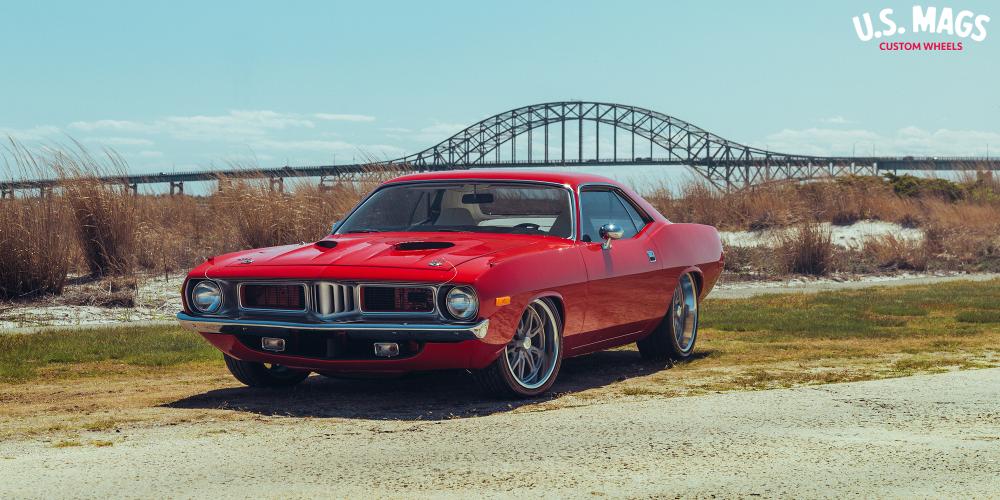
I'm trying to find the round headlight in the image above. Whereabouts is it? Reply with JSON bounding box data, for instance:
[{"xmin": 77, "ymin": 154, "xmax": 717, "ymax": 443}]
[
  {"xmin": 445, "ymin": 287, "xmax": 478, "ymax": 320},
  {"xmin": 191, "ymin": 281, "xmax": 223, "ymax": 313}
]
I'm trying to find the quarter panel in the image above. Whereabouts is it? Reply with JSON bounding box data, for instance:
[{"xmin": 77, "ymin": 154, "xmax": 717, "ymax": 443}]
[{"xmin": 654, "ymin": 223, "xmax": 724, "ymax": 298}]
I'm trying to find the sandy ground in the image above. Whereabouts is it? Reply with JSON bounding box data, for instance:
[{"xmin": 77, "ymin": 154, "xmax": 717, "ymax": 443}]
[
  {"xmin": 1, "ymin": 368, "xmax": 998, "ymax": 498},
  {"xmin": 711, "ymin": 271, "xmax": 1000, "ymax": 299},
  {"xmin": 0, "ymin": 275, "xmax": 181, "ymax": 330},
  {"xmin": 720, "ymin": 220, "xmax": 923, "ymax": 248}
]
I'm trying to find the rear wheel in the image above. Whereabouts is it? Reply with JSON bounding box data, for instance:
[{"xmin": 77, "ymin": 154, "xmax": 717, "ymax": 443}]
[
  {"xmin": 637, "ymin": 272, "xmax": 699, "ymax": 361},
  {"xmin": 223, "ymin": 354, "xmax": 310, "ymax": 388},
  {"xmin": 473, "ymin": 298, "xmax": 563, "ymax": 398}
]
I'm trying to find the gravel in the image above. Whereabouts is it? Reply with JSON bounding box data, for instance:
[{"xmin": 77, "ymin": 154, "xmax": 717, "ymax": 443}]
[{"xmin": 3, "ymin": 368, "xmax": 999, "ymax": 498}]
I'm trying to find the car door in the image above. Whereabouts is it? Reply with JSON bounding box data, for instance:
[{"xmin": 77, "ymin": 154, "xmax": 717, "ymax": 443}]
[{"xmin": 573, "ymin": 186, "xmax": 664, "ymax": 351}]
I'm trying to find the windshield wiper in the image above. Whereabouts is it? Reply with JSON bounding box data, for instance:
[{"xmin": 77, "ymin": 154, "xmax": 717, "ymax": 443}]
[{"xmin": 343, "ymin": 228, "xmax": 386, "ymax": 234}]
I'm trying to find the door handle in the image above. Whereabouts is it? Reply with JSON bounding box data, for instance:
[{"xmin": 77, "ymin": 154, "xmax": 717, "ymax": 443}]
[{"xmin": 647, "ymin": 250, "xmax": 656, "ymax": 263}]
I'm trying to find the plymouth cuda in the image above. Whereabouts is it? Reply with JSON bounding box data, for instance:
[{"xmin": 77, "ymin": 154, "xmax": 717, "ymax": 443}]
[{"xmin": 177, "ymin": 171, "xmax": 723, "ymax": 397}]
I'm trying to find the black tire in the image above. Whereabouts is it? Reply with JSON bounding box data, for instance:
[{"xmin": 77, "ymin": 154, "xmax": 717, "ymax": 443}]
[
  {"xmin": 223, "ymin": 354, "xmax": 310, "ymax": 388},
  {"xmin": 472, "ymin": 297, "xmax": 563, "ymax": 399},
  {"xmin": 637, "ymin": 272, "xmax": 700, "ymax": 361}
]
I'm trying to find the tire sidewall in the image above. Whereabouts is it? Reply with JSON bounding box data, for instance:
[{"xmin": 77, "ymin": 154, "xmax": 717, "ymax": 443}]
[
  {"xmin": 498, "ymin": 298, "xmax": 564, "ymax": 397},
  {"xmin": 669, "ymin": 274, "xmax": 699, "ymax": 359}
]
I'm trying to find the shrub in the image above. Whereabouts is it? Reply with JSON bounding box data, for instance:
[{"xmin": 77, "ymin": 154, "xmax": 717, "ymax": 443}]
[
  {"xmin": 773, "ymin": 224, "xmax": 833, "ymax": 275},
  {"xmin": 884, "ymin": 173, "xmax": 964, "ymax": 201},
  {"xmin": 862, "ymin": 235, "xmax": 927, "ymax": 271}
]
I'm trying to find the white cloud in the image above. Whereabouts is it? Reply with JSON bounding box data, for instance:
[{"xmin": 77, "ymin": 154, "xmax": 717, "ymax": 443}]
[
  {"xmin": 82, "ymin": 136, "xmax": 155, "ymax": 147},
  {"xmin": 820, "ymin": 116, "xmax": 851, "ymax": 125},
  {"xmin": 413, "ymin": 122, "xmax": 466, "ymax": 143},
  {"xmin": 314, "ymin": 113, "xmax": 375, "ymax": 122},
  {"xmin": 69, "ymin": 110, "xmax": 318, "ymax": 142},
  {"xmin": 0, "ymin": 125, "xmax": 62, "ymax": 141},
  {"xmin": 253, "ymin": 139, "xmax": 405, "ymax": 156},
  {"xmin": 69, "ymin": 119, "xmax": 151, "ymax": 133},
  {"xmin": 761, "ymin": 126, "xmax": 1000, "ymax": 156}
]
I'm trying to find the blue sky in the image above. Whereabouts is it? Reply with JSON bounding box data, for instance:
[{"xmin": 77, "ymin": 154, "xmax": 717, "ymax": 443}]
[{"xmin": 2, "ymin": 0, "xmax": 998, "ymax": 177}]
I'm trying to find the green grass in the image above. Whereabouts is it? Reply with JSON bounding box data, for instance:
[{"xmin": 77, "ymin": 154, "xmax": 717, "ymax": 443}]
[
  {"xmin": 0, "ymin": 325, "xmax": 217, "ymax": 383},
  {"xmin": 702, "ymin": 279, "xmax": 1000, "ymax": 341},
  {"xmin": 956, "ymin": 309, "xmax": 1000, "ymax": 324},
  {"xmin": 2, "ymin": 279, "xmax": 998, "ymax": 391}
]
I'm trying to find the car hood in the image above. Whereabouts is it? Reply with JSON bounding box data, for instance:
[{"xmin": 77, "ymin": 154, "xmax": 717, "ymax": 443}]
[{"xmin": 221, "ymin": 233, "xmax": 543, "ymax": 271}]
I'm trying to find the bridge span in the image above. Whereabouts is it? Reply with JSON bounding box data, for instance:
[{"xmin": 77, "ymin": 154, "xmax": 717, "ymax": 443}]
[{"xmin": 3, "ymin": 101, "xmax": 998, "ymax": 195}]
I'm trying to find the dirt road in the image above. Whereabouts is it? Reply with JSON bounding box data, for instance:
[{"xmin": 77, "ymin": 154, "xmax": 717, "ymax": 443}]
[{"xmin": 3, "ymin": 368, "xmax": 998, "ymax": 498}]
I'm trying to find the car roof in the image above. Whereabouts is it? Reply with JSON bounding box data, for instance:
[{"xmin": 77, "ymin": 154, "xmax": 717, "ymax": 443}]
[{"xmin": 383, "ymin": 169, "xmax": 623, "ymax": 189}]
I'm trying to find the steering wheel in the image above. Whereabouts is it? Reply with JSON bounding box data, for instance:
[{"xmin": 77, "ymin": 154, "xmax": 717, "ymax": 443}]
[{"xmin": 513, "ymin": 222, "xmax": 541, "ymax": 232}]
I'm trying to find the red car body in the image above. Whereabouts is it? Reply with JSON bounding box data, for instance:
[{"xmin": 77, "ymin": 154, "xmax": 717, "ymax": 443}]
[{"xmin": 178, "ymin": 170, "xmax": 723, "ymax": 389}]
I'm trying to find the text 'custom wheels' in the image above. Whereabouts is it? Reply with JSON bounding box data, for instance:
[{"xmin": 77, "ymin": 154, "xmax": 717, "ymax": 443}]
[
  {"xmin": 637, "ymin": 272, "xmax": 699, "ymax": 361},
  {"xmin": 473, "ymin": 298, "xmax": 563, "ymax": 398},
  {"xmin": 223, "ymin": 354, "xmax": 310, "ymax": 388}
]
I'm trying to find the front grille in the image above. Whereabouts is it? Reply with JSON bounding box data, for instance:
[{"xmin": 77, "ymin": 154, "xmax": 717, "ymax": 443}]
[
  {"xmin": 315, "ymin": 282, "xmax": 356, "ymax": 315},
  {"xmin": 240, "ymin": 283, "xmax": 306, "ymax": 311},
  {"xmin": 361, "ymin": 286, "xmax": 435, "ymax": 313}
]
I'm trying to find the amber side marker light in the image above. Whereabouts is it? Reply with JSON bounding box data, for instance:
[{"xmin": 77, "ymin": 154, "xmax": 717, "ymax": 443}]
[{"xmin": 495, "ymin": 296, "xmax": 511, "ymax": 307}]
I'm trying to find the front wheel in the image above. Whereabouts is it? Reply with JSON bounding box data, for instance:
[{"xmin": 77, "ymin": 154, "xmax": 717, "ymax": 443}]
[
  {"xmin": 637, "ymin": 272, "xmax": 699, "ymax": 361},
  {"xmin": 223, "ymin": 354, "xmax": 310, "ymax": 388},
  {"xmin": 472, "ymin": 298, "xmax": 563, "ymax": 398}
]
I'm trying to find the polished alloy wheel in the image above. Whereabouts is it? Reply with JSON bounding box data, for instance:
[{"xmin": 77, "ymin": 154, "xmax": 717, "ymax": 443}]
[
  {"xmin": 671, "ymin": 273, "xmax": 699, "ymax": 353},
  {"xmin": 504, "ymin": 299, "xmax": 560, "ymax": 389}
]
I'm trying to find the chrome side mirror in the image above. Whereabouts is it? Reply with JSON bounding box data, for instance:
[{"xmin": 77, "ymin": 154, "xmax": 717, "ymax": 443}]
[{"xmin": 599, "ymin": 223, "xmax": 624, "ymax": 250}]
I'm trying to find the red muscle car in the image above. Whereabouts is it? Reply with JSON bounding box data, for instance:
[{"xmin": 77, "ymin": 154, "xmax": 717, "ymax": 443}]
[{"xmin": 177, "ymin": 170, "xmax": 723, "ymax": 397}]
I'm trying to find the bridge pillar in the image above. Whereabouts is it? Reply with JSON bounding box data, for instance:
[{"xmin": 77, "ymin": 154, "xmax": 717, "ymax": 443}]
[
  {"xmin": 1, "ymin": 187, "xmax": 13, "ymax": 199},
  {"xmin": 269, "ymin": 177, "xmax": 284, "ymax": 193},
  {"xmin": 126, "ymin": 183, "xmax": 138, "ymax": 196},
  {"xmin": 38, "ymin": 186, "xmax": 53, "ymax": 198},
  {"xmin": 318, "ymin": 175, "xmax": 336, "ymax": 192},
  {"xmin": 169, "ymin": 181, "xmax": 184, "ymax": 196}
]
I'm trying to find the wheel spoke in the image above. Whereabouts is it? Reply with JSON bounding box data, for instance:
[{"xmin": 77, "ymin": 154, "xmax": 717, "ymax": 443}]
[
  {"xmin": 526, "ymin": 308, "xmax": 542, "ymax": 338},
  {"xmin": 524, "ymin": 350, "xmax": 537, "ymax": 375},
  {"xmin": 504, "ymin": 300, "xmax": 560, "ymax": 389}
]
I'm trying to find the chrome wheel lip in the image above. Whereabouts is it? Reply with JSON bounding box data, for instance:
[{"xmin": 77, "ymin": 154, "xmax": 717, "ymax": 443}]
[
  {"xmin": 504, "ymin": 299, "xmax": 559, "ymax": 390},
  {"xmin": 673, "ymin": 274, "xmax": 699, "ymax": 353}
]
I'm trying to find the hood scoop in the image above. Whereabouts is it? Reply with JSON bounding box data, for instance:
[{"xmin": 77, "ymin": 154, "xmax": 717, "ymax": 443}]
[
  {"xmin": 394, "ymin": 241, "xmax": 454, "ymax": 251},
  {"xmin": 314, "ymin": 240, "xmax": 339, "ymax": 250}
]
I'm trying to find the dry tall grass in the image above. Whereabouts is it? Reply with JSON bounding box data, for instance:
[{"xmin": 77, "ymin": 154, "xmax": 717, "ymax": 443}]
[
  {"xmin": 53, "ymin": 147, "xmax": 138, "ymax": 277},
  {"xmin": 773, "ymin": 224, "xmax": 834, "ymax": 275},
  {"xmin": 3, "ymin": 137, "xmax": 1000, "ymax": 301},
  {"xmin": 0, "ymin": 143, "xmax": 72, "ymax": 299}
]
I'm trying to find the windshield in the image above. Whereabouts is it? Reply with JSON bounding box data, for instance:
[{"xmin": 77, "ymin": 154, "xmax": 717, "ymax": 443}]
[{"xmin": 337, "ymin": 182, "xmax": 573, "ymax": 238}]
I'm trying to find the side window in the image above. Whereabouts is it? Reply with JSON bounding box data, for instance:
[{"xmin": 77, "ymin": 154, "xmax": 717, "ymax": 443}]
[
  {"xmin": 579, "ymin": 189, "xmax": 639, "ymax": 242},
  {"xmin": 614, "ymin": 192, "xmax": 650, "ymax": 233}
]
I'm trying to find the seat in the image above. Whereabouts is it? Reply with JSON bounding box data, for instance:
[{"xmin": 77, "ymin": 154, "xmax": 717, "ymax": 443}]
[
  {"xmin": 436, "ymin": 207, "xmax": 475, "ymax": 226},
  {"xmin": 548, "ymin": 211, "xmax": 572, "ymax": 238}
]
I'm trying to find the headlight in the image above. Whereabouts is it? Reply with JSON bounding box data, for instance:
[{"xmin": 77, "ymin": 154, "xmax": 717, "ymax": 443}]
[
  {"xmin": 191, "ymin": 281, "xmax": 223, "ymax": 313},
  {"xmin": 444, "ymin": 286, "xmax": 478, "ymax": 320}
]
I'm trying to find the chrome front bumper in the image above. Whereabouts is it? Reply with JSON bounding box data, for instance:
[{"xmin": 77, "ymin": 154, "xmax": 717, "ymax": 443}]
[{"xmin": 176, "ymin": 312, "xmax": 490, "ymax": 342}]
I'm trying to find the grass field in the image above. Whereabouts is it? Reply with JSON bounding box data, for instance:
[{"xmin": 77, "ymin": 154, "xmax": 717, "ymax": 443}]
[{"xmin": 1, "ymin": 280, "xmax": 998, "ymax": 440}]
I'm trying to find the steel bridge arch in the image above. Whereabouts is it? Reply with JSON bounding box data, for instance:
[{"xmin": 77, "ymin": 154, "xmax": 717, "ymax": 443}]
[{"xmin": 390, "ymin": 101, "xmax": 873, "ymax": 189}]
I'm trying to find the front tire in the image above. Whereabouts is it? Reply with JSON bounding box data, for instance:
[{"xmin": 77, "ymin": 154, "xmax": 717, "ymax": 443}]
[
  {"xmin": 637, "ymin": 272, "xmax": 699, "ymax": 361},
  {"xmin": 473, "ymin": 298, "xmax": 563, "ymax": 398},
  {"xmin": 223, "ymin": 354, "xmax": 310, "ymax": 388}
]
